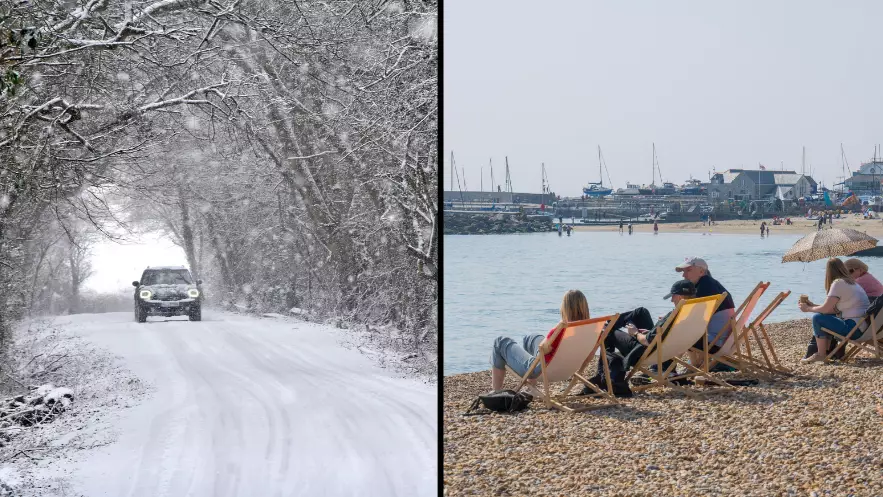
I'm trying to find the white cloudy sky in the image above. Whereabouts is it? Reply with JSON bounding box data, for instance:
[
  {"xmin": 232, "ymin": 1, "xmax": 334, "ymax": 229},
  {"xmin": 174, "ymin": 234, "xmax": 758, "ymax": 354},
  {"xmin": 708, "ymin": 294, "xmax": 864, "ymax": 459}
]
[
  {"xmin": 85, "ymin": 233, "xmax": 186, "ymax": 293},
  {"xmin": 443, "ymin": 0, "xmax": 883, "ymax": 197}
]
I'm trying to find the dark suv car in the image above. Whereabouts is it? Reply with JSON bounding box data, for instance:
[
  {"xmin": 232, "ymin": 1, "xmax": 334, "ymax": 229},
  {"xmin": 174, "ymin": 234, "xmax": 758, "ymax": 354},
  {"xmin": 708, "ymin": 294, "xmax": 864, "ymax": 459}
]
[{"xmin": 132, "ymin": 266, "xmax": 202, "ymax": 322}]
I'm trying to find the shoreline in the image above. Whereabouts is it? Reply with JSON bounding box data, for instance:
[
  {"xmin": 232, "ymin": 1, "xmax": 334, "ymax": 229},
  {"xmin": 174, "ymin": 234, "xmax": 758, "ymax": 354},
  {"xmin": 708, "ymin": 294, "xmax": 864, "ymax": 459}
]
[
  {"xmin": 573, "ymin": 216, "xmax": 883, "ymax": 236},
  {"xmin": 443, "ymin": 317, "xmax": 883, "ymax": 496}
]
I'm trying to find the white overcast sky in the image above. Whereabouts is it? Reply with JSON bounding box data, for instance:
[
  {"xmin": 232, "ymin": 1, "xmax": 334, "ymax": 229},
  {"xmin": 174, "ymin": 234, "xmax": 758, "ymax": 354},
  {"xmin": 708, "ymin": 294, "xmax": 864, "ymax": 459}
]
[
  {"xmin": 85, "ymin": 233, "xmax": 186, "ymax": 293},
  {"xmin": 443, "ymin": 0, "xmax": 883, "ymax": 197}
]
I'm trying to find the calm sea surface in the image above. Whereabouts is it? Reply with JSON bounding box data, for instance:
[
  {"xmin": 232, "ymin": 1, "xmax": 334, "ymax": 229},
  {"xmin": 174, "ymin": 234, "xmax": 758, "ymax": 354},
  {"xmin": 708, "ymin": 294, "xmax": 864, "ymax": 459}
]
[{"xmin": 443, "ymin": 230, "xmax": 883, "ymax": 375}]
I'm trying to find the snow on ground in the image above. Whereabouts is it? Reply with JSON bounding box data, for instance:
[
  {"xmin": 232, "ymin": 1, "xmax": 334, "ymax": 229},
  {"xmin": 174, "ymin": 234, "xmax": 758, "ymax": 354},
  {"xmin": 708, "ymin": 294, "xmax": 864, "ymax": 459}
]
[{"xmin": 24, "ymin": 311, "xmax": 437, "ymax": 496}]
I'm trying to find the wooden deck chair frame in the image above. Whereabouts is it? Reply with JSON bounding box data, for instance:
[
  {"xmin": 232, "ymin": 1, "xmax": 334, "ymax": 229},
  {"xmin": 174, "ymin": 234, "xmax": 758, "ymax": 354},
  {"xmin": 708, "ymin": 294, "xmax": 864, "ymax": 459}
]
[
  {"xmin": 702, "ymin": 282, "xmax": 774, "ymax": 379},
  {"xmin": 842, "ymin": 320, "xmax": 883, "ymax": 361},
  {"xmin": 729, "ymin": 290, "xmax": 793, "ymax": 376},
  {"xmin": 624, "ymin": 294, "xmax": 734, "ymax": 398},
  {"xmin": 507, "ymin": 314, "xmax": 621, "ymax": 413},
  {"xmin": 820, "ymin": 306, "xmax": 883, "ymax": 362}
]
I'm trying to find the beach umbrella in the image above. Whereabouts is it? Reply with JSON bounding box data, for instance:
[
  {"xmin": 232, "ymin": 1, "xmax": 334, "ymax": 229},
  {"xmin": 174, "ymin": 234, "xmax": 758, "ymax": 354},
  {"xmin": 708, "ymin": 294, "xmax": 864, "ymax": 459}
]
[{"xmin": 782, "ymin": 228, "xmax": 878, "ymax": 263}]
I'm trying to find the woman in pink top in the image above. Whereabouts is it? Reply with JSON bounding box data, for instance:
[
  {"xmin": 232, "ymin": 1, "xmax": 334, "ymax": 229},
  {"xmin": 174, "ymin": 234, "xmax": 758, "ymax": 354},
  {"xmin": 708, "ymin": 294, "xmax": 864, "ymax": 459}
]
[
  {"xmin": 489, "ymin": 290, "xmax": 590, "ymax": 393},
  {"xmin": 845, "ymin": 258, "xmax": 883, "ymax": 299}
]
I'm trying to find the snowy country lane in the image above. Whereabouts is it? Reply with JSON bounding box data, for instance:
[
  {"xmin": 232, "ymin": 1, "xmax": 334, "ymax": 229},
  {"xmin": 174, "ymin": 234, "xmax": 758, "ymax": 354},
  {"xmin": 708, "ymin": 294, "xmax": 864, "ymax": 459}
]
[{"xmin": 42, "ymin": 312, "xmax": 437, "ymax": 497}]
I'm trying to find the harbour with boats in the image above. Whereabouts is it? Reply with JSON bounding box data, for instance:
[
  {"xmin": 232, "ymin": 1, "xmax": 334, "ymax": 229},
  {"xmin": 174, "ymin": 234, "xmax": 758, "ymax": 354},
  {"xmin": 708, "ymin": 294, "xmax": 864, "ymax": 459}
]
[{"xmin": 444, "ymin": 145, "xmax": 883, "ymax": 231}]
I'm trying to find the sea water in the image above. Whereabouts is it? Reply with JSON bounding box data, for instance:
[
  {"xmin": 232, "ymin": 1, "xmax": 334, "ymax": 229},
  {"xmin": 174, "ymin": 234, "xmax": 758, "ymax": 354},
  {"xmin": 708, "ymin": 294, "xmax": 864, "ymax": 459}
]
[{"xmin": 443, "ymin": 230, "xmax": 883, "ymax": 375}]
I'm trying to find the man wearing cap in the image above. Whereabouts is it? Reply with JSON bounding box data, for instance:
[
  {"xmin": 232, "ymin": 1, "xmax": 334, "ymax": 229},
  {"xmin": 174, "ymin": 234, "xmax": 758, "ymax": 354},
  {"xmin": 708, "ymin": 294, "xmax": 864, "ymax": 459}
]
[
  {"xmin": 675, "ymin": 257, "xmax": 737, "ymax": 367},
  {"xmin": 582, "ymin": 279, "xmax": 697, "ymax": 397}
]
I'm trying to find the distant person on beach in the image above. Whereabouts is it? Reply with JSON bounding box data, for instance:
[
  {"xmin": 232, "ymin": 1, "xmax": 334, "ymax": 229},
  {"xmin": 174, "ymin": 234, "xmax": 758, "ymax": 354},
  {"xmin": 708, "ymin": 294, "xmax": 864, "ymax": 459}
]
[
  {"xmin": 488, "ymin": 290, "xmax": 590, "ymax": 394},
  {"xmin": 845, "ymin": 258, "xmax": 883, "ymax": 302},
  {"xmin": 580, "ymin": 279, "xmax": 698, "ymax": 398},
  {"xmin": 798, "ymin": 257, "xmax": 870, "ymax": 363},
  {"xmin": 653, "ymin": 221, "xmax": 659, "ymax": 234},
  {"xmin": 675, "ymin": 257, "xmax": 737, "ymax": 368},
  {"xmin": 619, "ymin": 220, "xmax": 624, "ymax": 233},
  {"xmin": 760, "ymin": 222, "xmax": 766, "ymax": 236},
  {"xmin": 628, "ymin": 223, "xmax": 633, "ymax": 235},
  {"xmin": 818, "ymin": 217, "xmax": 823, "ymax": 231}
]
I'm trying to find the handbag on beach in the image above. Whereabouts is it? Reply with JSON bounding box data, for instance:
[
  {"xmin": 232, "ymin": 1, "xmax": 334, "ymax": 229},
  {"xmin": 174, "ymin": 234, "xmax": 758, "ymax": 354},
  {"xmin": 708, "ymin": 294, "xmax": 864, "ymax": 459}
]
[{"xmin": 463, "ymin": 390, "xmax": 533, "ymax": 415}]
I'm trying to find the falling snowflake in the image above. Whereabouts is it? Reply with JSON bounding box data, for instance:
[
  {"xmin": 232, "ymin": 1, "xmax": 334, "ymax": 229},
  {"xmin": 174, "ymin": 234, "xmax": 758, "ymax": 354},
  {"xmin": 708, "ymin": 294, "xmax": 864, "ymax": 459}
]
[
  {"xmin": 385, "ymin": 1, "xmax": 404, "ymax": 14},
  {"xmin": 410, "ymin": 15, "xmax": 437, "ymax": 43}
]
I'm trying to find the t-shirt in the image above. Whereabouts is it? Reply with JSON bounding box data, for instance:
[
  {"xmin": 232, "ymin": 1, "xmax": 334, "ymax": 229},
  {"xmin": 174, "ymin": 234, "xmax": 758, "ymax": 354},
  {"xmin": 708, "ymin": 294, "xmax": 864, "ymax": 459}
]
[
  {"xmin": 827, "ymin": 278, "xmax": 870, "ymax": 320},
  {"xmin": 855, "ymin": 273, "xmax": 883, "ymax": 298},
  {"xmin": 543, "ymin": 325, "xmax": 567, "ymax": 364},
  {"xmin": 696, "ymin": 274, "xmax": 736, "ymax": 312}
]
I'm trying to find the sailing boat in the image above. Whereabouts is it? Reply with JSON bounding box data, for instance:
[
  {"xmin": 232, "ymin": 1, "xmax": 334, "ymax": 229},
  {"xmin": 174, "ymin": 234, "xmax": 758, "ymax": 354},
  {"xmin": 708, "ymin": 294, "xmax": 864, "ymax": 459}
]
[
  {"xmin": 583, "ymin": 146, "xmax": 613, "ymax": 196},
  {"xmin": 639, "ymin": 143, "xmax": 676, "ymax": 195}
]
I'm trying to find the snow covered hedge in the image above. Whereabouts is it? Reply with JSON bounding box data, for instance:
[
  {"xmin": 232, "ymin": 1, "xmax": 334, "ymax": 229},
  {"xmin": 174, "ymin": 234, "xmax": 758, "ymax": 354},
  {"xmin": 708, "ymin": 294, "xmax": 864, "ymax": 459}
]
[{"xmin": 0, "ymin": 1, "xmax": 438, "ymax": 357}]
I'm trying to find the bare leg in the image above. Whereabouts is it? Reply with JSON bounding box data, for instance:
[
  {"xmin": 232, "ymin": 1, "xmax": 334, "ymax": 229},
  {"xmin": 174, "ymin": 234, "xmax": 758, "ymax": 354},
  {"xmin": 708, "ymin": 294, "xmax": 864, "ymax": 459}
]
[
  {"xmin": 814, "ymin": 337, "xmax": 830, "ymax": 360},
  {"xmin": 492, "ymin": 367, "xmax": 505, "ymax": 391},
  {"xmin": 687, "ymin": 350, "xmax": 703, "ymax": 367}
]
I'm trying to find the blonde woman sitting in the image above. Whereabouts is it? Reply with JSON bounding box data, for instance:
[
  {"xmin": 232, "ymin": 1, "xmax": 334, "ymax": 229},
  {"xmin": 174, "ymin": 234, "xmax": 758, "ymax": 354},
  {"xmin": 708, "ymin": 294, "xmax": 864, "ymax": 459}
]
[
  {"xmin": 490, "ymin": 290, "xmax": 590, "ymax": 393},
  {"xmin": 798, "ymin": 257, "xmax": 870, "ymax": 363}
]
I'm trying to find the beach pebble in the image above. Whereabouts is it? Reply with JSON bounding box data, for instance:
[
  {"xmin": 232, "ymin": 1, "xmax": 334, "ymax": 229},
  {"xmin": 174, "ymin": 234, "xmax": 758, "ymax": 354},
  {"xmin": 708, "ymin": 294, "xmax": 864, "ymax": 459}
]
[{"xmin": 444, "ymin": 319, "xmax": 883, "ymax": 496}]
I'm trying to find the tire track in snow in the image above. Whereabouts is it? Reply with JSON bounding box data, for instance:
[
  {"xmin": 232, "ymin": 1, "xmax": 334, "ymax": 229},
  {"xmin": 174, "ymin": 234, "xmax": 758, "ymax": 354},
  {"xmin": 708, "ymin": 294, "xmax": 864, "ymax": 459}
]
[{"xmin": 44, "ymin": 312, "xmax": 436, "ymax": 496}]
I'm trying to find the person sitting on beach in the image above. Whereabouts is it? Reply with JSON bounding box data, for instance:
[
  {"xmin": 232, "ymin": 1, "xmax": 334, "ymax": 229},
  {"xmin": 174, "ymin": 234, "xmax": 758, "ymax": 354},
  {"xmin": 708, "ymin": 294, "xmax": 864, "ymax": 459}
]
[
  {"xmin": 799, "ymin": 257, "xmax": 870, "ymax": 363},
  {"xmin": 581, "ymin": 280, "xmax": 698, "ymax": 397},
  {"xmin": 845, "ymin": 258, "xmax": 883, "ymax": 302},
  {"xmin": 675, "ymin": 257, "xmax": 737, "ymax": 368},
  {"xmin": 489, "ymin": 290, "xmax": 590, "ymax": 395}
]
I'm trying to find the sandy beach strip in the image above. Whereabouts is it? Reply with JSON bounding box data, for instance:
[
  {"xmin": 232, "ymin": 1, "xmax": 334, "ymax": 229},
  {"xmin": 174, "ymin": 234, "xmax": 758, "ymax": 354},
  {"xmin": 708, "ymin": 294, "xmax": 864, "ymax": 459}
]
[
  {"xmin": 574, "ymin": 216, "xmax": 883, "ymax": 236},
  {"xmin": 443, "ymin": 319, "xmax": 883, "ymax": 497}
]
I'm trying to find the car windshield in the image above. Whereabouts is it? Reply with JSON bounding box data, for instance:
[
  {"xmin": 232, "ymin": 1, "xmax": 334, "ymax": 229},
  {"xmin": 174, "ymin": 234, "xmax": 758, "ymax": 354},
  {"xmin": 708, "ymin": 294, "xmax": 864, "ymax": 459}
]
[{"xmin": 141, "ymin": 270, "xmax": 192, "ymax": 286}]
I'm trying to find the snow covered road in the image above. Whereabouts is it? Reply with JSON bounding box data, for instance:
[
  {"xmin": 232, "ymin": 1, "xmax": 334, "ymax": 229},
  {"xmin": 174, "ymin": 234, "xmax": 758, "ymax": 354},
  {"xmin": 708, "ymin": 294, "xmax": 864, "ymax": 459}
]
[{"xmin": 39, "ymin": 312, "xmax": 437, "ymax": 496}]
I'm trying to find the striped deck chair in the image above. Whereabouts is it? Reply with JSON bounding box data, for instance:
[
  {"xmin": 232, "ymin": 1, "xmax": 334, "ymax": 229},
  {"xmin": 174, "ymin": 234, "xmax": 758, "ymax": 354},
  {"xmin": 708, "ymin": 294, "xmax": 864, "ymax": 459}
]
[
  {"xmin": 703, "ymin": 282, "xmax": 772, "ymax": 378},
  {"xmin": 625, "ymin": 295, "xmax": 734, "ymax": 397},
  {"xmin": 509, "ymin": 315, "xmax": 620, "ymax": 413},
  {"xmin": 821, "ymin": 305, "xmax": 883, "ymax": 362},
  {"xmin": 732, "ymin": 290, "xmax": 792, "ymax": 375}
]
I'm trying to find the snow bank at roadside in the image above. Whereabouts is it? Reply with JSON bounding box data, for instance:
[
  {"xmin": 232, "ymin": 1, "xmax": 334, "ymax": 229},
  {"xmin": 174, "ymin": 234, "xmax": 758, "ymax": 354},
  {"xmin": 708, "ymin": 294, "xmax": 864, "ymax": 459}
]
[
  {"xmin": 248, "ymin": 307, "xmax": 437, "ymax": 381},
  {"xmin": 336, "ymin": 322, "xmax": 438, "ymax": 381},
  {"xmin": 0, "ymin": 318, "xmax": 149, "ymax": 496}
]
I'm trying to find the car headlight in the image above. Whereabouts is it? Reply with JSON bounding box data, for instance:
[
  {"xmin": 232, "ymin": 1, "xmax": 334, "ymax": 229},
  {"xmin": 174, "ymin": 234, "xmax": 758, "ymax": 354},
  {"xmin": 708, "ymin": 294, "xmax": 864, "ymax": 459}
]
[
  {"xmin": 188, "ymin": 289, "xmax": 200, "ymax": 298},
  {"xmin": 139, "ymin": 290, "xmax": 152, "ymax": 300}
]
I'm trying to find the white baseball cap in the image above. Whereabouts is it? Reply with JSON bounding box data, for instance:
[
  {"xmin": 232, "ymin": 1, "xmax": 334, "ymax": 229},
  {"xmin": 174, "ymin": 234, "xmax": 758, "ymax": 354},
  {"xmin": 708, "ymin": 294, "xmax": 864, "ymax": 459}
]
[{"xmin": 675, "ymin": 257, "xmax": 708, "ymax": 272}]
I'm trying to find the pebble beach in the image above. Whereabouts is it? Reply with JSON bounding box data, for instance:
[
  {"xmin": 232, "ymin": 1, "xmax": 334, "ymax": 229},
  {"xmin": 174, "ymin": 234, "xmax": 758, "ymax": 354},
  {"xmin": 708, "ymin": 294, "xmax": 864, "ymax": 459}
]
[
  {"xmin": 443, "ymin": 319, "xmax": 883, "ymax": 496},
  {"xmin": 575, "ymin": 216, "xmax": 883, "ymax": 236}
]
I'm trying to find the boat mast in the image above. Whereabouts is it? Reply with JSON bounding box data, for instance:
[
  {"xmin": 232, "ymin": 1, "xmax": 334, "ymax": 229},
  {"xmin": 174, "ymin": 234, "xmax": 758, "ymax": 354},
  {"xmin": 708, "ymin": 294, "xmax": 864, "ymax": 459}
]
[
  {"xmin": 652, "ymin": 143, "xmax": 656, "ymax": 187},
  {"xmin": 541, "ymin": 163, "xmax": 546, "ymax": 206},
  {"xmin": 504, "ymin": 156, "xmax": 513, "ymax": 194},
  {"xmin": 451, "ymin": 152, "xmax": 455, "ymax": 191},
  {"xmin": 598, "ymin": 145, "xmax": 603, "ymax": 187},
  {"xmin": 490, "ymin": 159, "xmax": 495, "ymax": 193}
]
